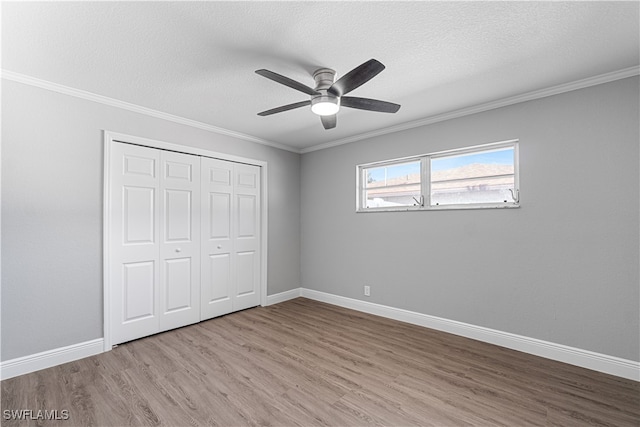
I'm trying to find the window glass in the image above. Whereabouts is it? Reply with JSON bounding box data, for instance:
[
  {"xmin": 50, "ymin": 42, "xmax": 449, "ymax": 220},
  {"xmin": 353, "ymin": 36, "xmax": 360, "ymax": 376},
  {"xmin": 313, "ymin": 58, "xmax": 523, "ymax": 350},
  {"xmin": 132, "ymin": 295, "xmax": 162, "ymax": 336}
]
[
  {"xmin": 364, "ymin": 161, "xmax": 421, "ymax": 208},
  {"xmin": 430, "ymin": 147, "xmax": 515, "ymax": 206}
]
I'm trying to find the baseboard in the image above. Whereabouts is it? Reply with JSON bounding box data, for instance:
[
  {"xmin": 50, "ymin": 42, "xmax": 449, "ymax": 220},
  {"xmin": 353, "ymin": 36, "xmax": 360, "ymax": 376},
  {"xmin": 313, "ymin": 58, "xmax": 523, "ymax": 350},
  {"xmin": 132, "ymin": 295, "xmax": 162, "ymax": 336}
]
[
  {"xmin": 266, "ymin": 288, "xmax": 302, "ymax": 306},
  {"xmin": 4, "ymin": 292, "xmax": 637, "ymax": 382},
  {"xmin": 300, "ymin": 288, "xmax": 640, "ymax": 381},
  {"xmin": 0, "ymin": 339, "xmax": 104, "ymax": 380}
]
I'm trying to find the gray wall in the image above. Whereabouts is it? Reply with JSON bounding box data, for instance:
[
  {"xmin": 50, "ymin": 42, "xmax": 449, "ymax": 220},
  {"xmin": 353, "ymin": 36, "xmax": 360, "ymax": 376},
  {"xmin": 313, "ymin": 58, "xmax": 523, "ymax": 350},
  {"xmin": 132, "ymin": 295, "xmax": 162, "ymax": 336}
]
[
  {"xmin": 3, "ymin": 76, "xmax": 638, "ymax": 364},
  {"xmin": 1, "ymin": 79, "xmax": 301, "ymax": 361},
  {"xmin": 301, "ymin": 76, "xmax": 639, "ymax": 361}
]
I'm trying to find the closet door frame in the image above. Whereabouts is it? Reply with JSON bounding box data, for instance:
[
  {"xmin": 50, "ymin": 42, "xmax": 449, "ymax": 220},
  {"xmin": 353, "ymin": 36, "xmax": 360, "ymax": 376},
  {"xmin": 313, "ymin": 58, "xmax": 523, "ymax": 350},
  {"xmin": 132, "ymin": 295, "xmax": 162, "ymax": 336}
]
[{"xmin": 103, "ymin": 130, "xmax": 268, "ymax": 352}]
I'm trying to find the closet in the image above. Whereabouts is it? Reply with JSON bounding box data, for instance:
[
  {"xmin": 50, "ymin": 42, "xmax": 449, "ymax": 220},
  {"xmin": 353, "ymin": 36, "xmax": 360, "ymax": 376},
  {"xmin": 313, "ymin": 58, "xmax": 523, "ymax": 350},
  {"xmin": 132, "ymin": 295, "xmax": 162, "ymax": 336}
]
[{"xmin": 108, "ymin": 142, "xmax": 261, "ymax": 345}]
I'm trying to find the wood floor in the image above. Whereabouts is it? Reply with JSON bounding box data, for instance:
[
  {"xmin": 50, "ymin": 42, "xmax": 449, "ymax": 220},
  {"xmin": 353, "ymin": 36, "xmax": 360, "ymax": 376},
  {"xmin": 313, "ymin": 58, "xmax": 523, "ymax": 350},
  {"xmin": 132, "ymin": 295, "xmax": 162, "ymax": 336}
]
[{"xmin": 2, "ymin": 298, "xmax": 639, "ymax": 426}]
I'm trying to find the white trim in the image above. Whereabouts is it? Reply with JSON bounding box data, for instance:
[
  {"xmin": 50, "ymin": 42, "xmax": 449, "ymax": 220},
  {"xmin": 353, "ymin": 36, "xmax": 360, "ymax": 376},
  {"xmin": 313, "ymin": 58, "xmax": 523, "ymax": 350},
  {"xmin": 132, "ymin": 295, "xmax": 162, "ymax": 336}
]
[
  {"xmin": 102, "ymin": 134, "xmax": 112, "ymax": 352},
  {"xmin": 300, "ymin": 66, "xmax": 640, "ymax": 153},
  {"xmin": 107, "ymin": 130, "xmax": 268, "ymax": 167},
  {"xmin": 103, "ymin": 131, "xmax": 269, "ymax": 350},
  {"xmin": 0, "ymin": 12, "xmax": 3, "ymax": 366},
  {"xmin": 300, "ymin": 289, "xmax": 640, "ymax": 381},
  {"xmin": 266, "ymin": 288, "xmax": 302, "ymax": 306},
  {"xmin": 0, "ymin": 70, "xmax": 296, "ymax": 153},
  {"xmin": 0, "ymin": 339, "xmax": 104, "ymax": 380},
  {"xmin": 3, "ymin": 67, "xmax": 638, "ymax": 155},
  {"xmin": 260, "ymin": 169, "xmax": 269, "ymax": 310}
]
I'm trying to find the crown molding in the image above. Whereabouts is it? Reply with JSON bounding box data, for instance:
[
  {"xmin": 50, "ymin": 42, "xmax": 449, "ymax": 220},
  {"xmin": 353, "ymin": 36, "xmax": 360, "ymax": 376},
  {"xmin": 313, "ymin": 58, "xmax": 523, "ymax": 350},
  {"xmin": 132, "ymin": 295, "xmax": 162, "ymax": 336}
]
[
  {"xmin": 1, "ymin": 69, "xmax": 300, "ymax": 154},
  {"xmin": 4, "ymin": 66, "xmax": 637, "ymax": 156},
  {"xmin": 300, "ymin": 65, "xmax": 640, "ymax": 154}
]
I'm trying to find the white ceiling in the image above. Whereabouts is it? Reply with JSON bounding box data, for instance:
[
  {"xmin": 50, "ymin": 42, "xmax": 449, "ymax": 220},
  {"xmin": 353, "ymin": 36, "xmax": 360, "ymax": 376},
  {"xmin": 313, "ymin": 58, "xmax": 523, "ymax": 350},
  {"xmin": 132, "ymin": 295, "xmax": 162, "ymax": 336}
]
[{"xmin": 2, "ymin": 1, "xmax": 639, "ymax": 152}]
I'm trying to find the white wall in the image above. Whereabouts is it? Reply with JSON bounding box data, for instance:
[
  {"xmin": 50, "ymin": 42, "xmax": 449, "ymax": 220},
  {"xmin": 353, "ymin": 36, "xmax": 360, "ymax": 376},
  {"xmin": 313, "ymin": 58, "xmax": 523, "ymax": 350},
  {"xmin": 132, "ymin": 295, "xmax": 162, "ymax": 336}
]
[
  {"xmin": 1, "ymin": 79, "xmax": 301, "ymax": 361},
  {"xmin": 301, "ymin": 76, "xmax": 639, "ymax": 361}
]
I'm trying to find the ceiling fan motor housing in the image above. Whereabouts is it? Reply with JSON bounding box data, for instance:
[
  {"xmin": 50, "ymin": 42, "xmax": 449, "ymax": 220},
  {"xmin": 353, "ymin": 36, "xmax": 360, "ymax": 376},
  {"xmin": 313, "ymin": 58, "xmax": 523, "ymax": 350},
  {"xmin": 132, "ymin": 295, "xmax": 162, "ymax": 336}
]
[
  {"xmin": 313, "ymin": 68, "xmax": 336, "ymax": 90},
  {"xmin": 311, "ymin": 68, "xmax": 340, "ymax": 115}
]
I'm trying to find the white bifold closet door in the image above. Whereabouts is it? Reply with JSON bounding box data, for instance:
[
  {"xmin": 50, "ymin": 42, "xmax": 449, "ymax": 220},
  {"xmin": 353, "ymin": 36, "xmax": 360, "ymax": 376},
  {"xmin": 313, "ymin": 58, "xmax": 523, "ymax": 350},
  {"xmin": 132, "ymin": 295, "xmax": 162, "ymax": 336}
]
[
  {"xmin": 110, "ymin": 143, "xmax": 201, "ymax": 345},
  {"xmin": 201, "ymin": 157, "xmax": 261, "ymax": 320},
  {"xmin": 109, "ymin": 142, "xmax": 262, "ymax": 346}
]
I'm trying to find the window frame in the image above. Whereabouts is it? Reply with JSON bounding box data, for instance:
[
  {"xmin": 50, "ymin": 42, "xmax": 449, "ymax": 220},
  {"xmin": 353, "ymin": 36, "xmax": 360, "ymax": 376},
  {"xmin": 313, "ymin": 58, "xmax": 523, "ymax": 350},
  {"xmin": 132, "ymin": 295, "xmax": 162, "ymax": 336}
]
[{"xmin": 356, "ymin": 139, "xmax": 520, "ymax": 212}]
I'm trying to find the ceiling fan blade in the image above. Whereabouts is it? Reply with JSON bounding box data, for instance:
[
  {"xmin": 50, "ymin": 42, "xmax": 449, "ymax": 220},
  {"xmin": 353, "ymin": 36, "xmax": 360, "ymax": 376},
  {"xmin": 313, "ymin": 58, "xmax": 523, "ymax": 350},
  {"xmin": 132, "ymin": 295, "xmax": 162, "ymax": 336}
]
[
  {"xmin": 341, "ymin": 96, "xmax": 401, "ymax": 113},
  {"xmin": 328, "ymin": 59, "xmax": 385, "ymax": 97},
  {"xmin": 257, "ymin": 100, "xmax": 311, "ymax": 116},
  {"xmin": 255, "ymin": 69, "xmax": 319, "ymax": 96},
  {"xmin": 321, "ymin": 115, "xmax": 336, "ymax": 130}
]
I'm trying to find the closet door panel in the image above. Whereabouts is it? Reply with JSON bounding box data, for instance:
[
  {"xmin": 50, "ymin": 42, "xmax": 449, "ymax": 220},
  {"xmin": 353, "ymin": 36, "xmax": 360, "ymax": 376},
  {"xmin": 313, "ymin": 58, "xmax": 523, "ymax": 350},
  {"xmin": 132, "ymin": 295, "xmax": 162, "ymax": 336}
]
[
  {"xmin": 159, "ymin": 150, "xmax": 201, "ymax": 332},
  {"xmin": 206, "ymin": 253, "xmax": 231, "ymax": 301},
  {"xmin": 123, "ymin": 261, "xmax": 155, "ymax": 321},
  {"xmin": 164, "ymin": 190, "xmax": 192, "ymax": 241},
  {"xmin": 236, "ymin": 251, "xmax": 256, "ymax": 296},
  {"xmin": 123, "ymin": 187, "xmax": 155, "ymax": 244},
  {"xmin": 201, "ymin": 158, "xmax": 234, "ymax": 319},
  {"xmin": 110, "ymin": 143, "xmax": 161, "ymax": 344},
  {"xmin": 164, "ymin": 258, "xmax": 192, "ymax": 312},
  {"xmin": 237, "ymin": 195, "xmax": 257, "ymax": 237},
  {"xmin": 233, "ymin": 163, "xmax": 261, "ymax": 311},
  {"xmin": 208, "ymin": 193, "xmax": 231, "ymax": 239}
]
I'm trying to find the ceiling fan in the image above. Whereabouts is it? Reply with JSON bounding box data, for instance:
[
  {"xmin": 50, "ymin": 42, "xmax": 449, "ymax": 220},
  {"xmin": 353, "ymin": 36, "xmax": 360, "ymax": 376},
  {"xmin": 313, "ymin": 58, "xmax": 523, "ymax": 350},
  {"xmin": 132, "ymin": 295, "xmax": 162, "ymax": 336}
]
[{"xmin": 255, "ymin": 59, "xmax": 401, "ymax": 130}]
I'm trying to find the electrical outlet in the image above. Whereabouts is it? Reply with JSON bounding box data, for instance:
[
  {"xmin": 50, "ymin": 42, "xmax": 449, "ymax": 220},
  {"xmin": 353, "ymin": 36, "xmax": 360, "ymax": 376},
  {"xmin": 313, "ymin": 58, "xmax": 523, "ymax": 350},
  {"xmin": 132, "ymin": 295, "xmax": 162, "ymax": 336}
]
[{"xmin": 364, "ymin": 285, "xmax": 371, "ymax": 297}]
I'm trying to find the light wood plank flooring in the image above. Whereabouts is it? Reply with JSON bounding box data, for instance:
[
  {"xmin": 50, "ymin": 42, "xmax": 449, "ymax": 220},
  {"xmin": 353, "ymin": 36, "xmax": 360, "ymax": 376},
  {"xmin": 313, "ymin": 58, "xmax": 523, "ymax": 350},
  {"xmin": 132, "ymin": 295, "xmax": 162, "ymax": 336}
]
[{"xmin": 2, "ymin": 298, "xmax": 639, "ymax": 426}]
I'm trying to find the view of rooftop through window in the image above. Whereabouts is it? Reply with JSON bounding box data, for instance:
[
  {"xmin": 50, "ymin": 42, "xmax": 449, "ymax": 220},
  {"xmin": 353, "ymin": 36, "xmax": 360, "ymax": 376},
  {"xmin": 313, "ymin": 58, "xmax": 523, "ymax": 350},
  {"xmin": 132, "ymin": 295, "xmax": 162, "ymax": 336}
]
[
  {"xmin": 365, "ymin": 160, "xmax": 421, "ymax": 208},
  {"xmin": 431, "ymin": 147, "xmax": 515, "ymax": 206},
  {"xmin": 360, "ymin": 142, "xmax": 518, "ymax": 210}
]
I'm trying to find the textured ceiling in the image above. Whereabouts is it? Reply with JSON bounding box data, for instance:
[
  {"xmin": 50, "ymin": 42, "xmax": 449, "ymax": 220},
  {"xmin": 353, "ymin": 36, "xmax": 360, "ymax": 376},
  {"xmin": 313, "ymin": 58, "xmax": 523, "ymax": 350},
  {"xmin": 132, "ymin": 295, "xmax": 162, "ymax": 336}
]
[{"xmin": 2, "ymin": 1, "xmax": 639, "ymax": 152}]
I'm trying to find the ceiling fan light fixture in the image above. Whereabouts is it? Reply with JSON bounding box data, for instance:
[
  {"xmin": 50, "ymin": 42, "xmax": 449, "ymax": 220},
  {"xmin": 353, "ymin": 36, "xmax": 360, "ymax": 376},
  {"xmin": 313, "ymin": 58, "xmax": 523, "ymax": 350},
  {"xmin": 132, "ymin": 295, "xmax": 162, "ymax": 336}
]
[
  {"xmin": 256, "ymin": 59, "xmax": 399, "ymax": 129},
  {"xmin": 311, "ymin": 95, "xmax": 340, "ymax": 116}
]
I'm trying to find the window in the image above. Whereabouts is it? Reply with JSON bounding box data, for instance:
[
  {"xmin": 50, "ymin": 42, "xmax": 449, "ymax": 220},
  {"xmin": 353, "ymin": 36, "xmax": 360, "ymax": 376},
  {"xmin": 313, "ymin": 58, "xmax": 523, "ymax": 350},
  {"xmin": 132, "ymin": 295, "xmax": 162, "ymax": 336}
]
[
  {"xmin": 363, "ymin": 160, "xmax": 422, "ymax": 208},
  {"xmin": 357, "ymin": 140, "xmax": 519, "ymax": 212},
  {"xmin": 430, "ymin": 145, "xmax": 516, "ymax": 206}
]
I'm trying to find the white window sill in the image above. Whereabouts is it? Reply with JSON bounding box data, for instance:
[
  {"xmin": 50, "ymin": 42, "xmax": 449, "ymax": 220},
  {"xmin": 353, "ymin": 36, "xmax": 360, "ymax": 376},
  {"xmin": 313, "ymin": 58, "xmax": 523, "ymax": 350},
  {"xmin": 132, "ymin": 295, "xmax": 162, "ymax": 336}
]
[{"xmin": 356, "ymin": 203, "xmax": 520, "ymax": 213}]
